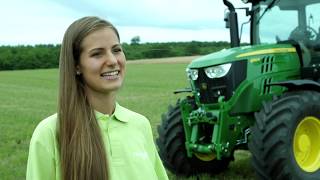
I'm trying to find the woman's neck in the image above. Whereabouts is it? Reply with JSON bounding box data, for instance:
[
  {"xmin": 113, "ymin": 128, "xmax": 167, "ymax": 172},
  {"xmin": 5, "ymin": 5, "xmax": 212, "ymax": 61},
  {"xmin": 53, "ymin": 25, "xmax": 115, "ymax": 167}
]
[{"xmin": 85, "ymin": 89, "xmax": 117, "ymax": 115}]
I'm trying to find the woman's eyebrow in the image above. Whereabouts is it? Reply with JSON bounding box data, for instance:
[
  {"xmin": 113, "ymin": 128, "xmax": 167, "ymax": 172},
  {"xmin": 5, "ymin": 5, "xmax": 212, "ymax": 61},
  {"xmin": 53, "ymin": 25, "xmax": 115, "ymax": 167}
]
[
  {"xmin": 88, "ymin": 47, "xmax": 104, "ymax": 53},
  {"xmin": 113, "ymin": 42, "xmax": 123, "ymax": 47}
]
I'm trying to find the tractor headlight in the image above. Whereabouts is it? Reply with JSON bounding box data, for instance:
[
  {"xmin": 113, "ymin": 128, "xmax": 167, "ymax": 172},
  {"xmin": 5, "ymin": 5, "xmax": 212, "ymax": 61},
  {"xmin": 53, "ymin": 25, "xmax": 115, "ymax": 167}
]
[
  {"xmin": 204, "ymin": 63, "xmax": 232, "ymax": 79},
  {"xmin": 186, "ymin": 68, "xmax": 198, "ymax": 80}
]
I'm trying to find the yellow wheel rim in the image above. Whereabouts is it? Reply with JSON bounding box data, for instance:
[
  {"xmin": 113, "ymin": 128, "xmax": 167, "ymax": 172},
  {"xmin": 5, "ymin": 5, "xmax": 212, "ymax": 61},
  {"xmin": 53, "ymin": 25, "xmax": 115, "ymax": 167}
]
[
  {"xmin": 194, "ymin": 152, "xmax": 216, "ymax": 161},
  {"xmin": 293, "ymin": 116, "xmax": 320, "ymax": 172}
]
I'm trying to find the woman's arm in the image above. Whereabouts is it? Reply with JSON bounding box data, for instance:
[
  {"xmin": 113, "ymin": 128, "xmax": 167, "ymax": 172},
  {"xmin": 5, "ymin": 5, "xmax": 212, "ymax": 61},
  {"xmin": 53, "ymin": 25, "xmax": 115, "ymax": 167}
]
[
  {"xmin": 26, "ymin": 140, "xmax": 56, "ymax": 180},
  {"xmin": 144, "ymin": 119, "xmax": 169, "ymax": 180},
  {"xmin": 153, "ymin": 148, "xmax": 169, "ymax": 180},
  {"xmin": 26, "ymin": 117, "xmax": 57, "ymax": 180}
]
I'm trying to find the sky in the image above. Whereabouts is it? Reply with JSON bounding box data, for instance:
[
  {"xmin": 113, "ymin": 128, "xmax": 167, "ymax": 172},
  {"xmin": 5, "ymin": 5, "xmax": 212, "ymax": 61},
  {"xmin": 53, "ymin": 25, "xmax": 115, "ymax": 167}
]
[{"xmin": 0, "ymin": 0, "xmax": 251, "ymax": 45}]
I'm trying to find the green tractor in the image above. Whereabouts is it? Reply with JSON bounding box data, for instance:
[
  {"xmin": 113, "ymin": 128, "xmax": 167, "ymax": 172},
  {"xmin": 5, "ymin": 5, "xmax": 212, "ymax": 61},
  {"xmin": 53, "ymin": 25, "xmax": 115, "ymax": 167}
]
[{"xmin": 156, "ymin": 0, "xmax": 320, "ymax": 179}]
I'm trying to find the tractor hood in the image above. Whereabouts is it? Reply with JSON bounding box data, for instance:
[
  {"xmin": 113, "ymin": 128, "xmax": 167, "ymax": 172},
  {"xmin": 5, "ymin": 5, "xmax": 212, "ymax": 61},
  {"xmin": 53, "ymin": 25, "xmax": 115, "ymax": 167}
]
[{"xmin": 187, "ymin": 43, "xmax": 296, "ymax": 69}]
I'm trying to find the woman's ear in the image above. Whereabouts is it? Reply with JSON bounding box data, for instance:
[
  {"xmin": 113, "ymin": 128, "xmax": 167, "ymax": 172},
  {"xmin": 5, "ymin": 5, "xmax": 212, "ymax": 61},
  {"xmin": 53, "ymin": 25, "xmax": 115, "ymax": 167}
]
[{"xmin": 76, "ymin": 66, "xmax": 81, "ymax": 75}]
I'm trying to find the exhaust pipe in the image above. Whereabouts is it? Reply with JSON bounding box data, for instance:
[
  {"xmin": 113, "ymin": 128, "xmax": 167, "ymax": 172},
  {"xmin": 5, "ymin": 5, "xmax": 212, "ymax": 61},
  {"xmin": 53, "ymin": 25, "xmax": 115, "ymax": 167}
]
[{"xmin": 223, "ymin": 0, "xmax": 240, "ymax": 47}]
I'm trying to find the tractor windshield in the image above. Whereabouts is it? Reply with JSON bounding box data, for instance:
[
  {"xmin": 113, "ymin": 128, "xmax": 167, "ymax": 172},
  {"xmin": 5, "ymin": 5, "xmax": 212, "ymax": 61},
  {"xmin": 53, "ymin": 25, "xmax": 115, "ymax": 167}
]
[{"xmin": 256, "ymin": 0, "xmax": 320, "ymax": 49}]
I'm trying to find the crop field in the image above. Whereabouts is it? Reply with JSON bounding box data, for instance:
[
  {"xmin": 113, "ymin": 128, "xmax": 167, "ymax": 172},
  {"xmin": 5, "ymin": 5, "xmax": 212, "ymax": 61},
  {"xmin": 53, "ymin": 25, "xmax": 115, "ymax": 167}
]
[{"xmin": 0, "ymin": 57, "xmax": 254, "ymax": 180}]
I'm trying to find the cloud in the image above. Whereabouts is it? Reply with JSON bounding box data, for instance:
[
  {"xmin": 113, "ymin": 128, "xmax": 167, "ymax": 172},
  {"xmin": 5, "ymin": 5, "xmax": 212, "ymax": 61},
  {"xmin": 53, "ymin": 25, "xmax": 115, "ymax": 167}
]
[
  {"xmin": 52, "ymin": 0, "xmax": 227, "ymax": 29},
  {"xmin": 0, "ymin": 0, "xmax": 82, "ymax": 45},
  {"xmin": 118, "ymin": 26, "xmax": 231, "ymax": 43},
  {"xmin": 0, "ymin": 0, "xmax": 251, "ymax": 45}
]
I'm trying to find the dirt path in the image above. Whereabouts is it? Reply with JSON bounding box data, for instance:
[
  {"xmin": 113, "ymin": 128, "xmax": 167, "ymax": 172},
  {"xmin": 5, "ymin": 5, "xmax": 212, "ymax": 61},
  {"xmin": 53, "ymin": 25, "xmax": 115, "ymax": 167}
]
[{"xmin": 126, "ymin": 56, "xmax": 200, "ymax": 64}]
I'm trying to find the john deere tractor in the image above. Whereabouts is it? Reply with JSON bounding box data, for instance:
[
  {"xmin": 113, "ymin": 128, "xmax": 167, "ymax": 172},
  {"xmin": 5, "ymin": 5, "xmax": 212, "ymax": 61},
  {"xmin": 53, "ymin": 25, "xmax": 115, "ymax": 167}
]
[{"xmin": 156, "ymin": 0, "xmax": 320, "ymax": 179}]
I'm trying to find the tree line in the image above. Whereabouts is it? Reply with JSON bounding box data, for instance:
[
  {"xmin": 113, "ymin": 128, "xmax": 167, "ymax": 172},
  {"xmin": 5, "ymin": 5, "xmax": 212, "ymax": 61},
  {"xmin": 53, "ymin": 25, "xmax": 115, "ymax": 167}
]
[{"xmin": 0, "ymin": 41, "xmax": 230, "ymax": 70}]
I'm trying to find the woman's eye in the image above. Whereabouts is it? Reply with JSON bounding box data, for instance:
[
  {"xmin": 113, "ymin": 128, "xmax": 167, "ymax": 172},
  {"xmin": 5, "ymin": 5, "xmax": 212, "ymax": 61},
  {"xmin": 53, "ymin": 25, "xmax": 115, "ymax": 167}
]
[
  {"xmin": 113, "ymin": 48, "xmax": 122, "ymax": 53},
  {"xmin": 90, "ymin": 52, "xmax": 102, "ymax": 57}
]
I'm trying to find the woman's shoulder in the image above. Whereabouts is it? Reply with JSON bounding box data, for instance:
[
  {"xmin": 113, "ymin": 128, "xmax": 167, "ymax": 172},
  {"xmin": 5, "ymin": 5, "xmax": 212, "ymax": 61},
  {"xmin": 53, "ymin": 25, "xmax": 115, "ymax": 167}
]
[
  {"xmin": 31, "ymin": 113, "xmax": 58, "ymax": 143},
  {"xmin": 35, "ymin": 113, "xmax": 58, "ymax": 131},
  {"xmin": 116, "ymin": 104, "xmax": 149, "ymax": 125}
]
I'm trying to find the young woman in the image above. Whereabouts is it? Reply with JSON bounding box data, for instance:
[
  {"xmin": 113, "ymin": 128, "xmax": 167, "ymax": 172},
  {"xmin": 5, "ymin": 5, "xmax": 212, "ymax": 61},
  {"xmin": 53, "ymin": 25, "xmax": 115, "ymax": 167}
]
[{"xmin": 26, "ymin": 16, "xmax": 168, "ymax": 180}]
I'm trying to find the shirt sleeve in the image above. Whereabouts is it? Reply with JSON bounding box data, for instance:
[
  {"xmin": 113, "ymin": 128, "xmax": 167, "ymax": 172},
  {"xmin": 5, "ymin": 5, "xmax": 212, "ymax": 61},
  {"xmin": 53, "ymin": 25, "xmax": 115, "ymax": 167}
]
[
  {"xmin": 153, "ymin": 147, "xmax": 169, "ymax": 180},
  {"xmin": 26, "ymin": 121, "xmax": 56, "ymax": 180},
  {"xmin": 144, "ymin": 119, "xmax": 169, "ymax": 180}
]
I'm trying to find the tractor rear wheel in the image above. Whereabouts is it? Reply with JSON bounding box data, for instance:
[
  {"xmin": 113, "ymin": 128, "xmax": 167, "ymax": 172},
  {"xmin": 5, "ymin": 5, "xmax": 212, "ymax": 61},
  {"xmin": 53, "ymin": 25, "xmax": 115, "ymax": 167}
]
[
  {"xmin": 249, "ymin": 91, "xmax": 320, "ymax": 180},
  {"xmin": 156, "ymin": 98, "xmax": 231, "ymax": 177}
]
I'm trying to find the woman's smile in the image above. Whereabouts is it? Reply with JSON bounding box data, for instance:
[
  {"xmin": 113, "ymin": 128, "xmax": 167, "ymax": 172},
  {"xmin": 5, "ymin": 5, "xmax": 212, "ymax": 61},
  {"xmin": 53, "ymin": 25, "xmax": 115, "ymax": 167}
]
[{"xmin": 100, "ymin": 70, "xmax": 120, "ymax": 80}]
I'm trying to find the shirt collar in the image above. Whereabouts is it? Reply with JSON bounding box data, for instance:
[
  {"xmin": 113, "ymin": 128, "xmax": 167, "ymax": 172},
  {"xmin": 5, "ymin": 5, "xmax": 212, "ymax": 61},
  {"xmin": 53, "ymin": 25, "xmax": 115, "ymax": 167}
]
[{"xmin": 95, "ymin": 102, "xmax": 129, "ymax": 123}]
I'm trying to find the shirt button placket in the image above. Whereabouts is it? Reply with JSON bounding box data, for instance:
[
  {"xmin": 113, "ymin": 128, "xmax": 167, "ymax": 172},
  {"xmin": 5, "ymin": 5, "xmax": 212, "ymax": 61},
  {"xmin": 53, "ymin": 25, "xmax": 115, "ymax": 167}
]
[{"xmin": 104, "ymin": 115, "xmax": 112, "ymax": 156}]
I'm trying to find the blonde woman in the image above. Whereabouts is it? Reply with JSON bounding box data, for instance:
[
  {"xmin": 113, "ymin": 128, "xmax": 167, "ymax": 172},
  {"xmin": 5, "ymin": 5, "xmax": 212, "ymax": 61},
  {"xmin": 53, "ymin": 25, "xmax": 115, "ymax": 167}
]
[{"xmin": 26, "ymin": 16, "xmax": 168, "ymax": 180}]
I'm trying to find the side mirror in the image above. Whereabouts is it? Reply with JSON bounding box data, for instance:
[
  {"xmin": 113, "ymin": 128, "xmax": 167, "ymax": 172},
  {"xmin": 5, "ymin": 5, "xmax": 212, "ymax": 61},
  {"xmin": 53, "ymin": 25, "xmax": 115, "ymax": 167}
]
[{"xmin": 224, "ymin": 11, "xmax": 230, "ymax": 28}]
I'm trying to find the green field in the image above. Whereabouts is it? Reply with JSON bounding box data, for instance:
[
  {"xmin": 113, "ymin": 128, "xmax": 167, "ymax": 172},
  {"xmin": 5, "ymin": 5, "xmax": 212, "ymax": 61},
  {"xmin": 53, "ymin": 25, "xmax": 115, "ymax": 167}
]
[{"xmin": 0, "ymin": 60, "xmax": 254, "ymax": 180}]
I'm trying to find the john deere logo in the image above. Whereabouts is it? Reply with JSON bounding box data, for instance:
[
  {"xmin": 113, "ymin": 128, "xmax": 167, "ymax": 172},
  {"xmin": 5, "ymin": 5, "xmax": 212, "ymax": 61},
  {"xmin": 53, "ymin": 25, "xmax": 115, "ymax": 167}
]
[{"xmin": 201, "ymin": 83, "xmax": 207, "ymax": 90}]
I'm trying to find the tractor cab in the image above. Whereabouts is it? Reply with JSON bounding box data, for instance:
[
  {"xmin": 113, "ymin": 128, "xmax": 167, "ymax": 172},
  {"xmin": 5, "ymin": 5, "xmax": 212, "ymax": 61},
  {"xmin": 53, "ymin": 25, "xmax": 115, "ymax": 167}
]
[{"xmin": 250, "ymin": 0, "xmax": 320, "ymax": 65}]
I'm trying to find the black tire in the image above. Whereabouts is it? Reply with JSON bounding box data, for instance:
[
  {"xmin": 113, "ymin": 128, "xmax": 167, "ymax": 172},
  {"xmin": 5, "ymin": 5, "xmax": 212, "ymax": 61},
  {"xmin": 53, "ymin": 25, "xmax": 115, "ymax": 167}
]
[
  {"xmin": 249, "ymin": 90, "xmax": 320, "ymax": 180},
  {"xmin": 156, "ymin": 98, "xmax": 231, "ymax": 177}
]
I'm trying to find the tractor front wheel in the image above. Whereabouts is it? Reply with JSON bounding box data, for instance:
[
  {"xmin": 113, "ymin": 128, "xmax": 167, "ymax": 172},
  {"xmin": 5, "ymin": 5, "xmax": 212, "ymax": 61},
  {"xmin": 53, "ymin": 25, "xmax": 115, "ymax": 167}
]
[
  {"xmin": 156, "ymin": 98, "xmax": 231, "ymax": 177},
  {"xmin": 249, "ymin": 91, "xmax": 320, "ymax": 180}
]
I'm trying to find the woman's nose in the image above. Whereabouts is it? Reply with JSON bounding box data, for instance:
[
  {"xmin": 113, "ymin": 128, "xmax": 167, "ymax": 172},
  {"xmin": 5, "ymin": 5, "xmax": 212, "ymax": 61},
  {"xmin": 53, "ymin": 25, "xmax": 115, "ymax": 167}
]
[{"xmin": 104, "ymin": 52, "xmax": 117, "ymax": 66}]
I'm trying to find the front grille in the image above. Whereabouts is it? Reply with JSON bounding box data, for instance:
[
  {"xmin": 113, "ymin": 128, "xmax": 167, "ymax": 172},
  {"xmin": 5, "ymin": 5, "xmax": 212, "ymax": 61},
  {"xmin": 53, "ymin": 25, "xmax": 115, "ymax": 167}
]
[{"xmin": 194, "ymin": 60, "xmax": 247, "ymax": 104}]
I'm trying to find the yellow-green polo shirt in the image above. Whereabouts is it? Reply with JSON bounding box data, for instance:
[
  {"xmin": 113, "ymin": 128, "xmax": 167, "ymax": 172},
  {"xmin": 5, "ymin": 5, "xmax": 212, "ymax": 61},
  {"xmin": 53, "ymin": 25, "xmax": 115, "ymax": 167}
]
[{"xmin": 26, "ymin": 103, "xmax": 169, "ymax": 180}]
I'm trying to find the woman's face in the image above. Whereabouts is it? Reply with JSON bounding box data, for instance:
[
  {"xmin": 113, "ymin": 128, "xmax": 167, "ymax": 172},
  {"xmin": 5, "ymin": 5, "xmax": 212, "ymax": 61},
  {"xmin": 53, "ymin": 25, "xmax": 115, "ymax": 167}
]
[{"xmin": 78, "ymin": 27, "xmax": 126, "ymax": 95}]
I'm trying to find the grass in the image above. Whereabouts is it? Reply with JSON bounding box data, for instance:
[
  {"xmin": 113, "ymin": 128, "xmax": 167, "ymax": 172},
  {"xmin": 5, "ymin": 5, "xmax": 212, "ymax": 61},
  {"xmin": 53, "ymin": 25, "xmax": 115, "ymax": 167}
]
[{"xmin": 0, "ymin": 59, "xmax": 254, "ymax": 179}]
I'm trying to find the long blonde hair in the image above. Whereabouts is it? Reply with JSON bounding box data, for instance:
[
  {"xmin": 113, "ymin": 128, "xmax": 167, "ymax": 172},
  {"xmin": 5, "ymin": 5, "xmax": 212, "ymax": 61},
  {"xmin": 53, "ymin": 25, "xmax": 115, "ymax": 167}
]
[{"xmin": 58, "ymin": 16, "xmax": 120, "ymax": 180}]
